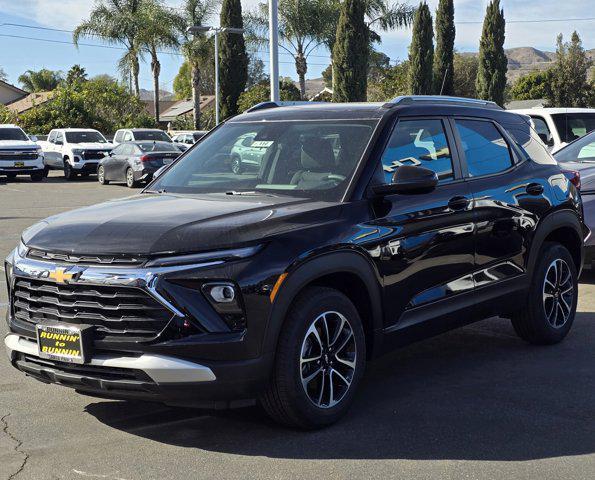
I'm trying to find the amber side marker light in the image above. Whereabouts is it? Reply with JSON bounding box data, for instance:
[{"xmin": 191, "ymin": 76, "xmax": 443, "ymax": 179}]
[{"xmin": 269, "ymin": 273, "xmax": 288, "ymax": 303}]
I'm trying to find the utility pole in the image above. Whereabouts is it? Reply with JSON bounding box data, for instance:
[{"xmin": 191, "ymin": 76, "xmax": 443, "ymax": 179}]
[{"xmin": 268, "ymin": 0, "xmax": 280, "ymax": 101}]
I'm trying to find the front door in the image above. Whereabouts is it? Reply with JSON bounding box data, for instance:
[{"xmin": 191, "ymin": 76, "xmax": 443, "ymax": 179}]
[{"xmin": 363, "ymin": 117, "xmax": 476, "ymax": 335}]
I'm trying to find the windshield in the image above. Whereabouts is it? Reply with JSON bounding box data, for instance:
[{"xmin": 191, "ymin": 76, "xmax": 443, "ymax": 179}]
[
  {"xmin": 65, "ymin": 131, "xmax": 107, "ymax": 143},
  {"xmin": 555, "ymin": 131, "xmax": 595, "ymax": 163},
  {"xmin": 138, "ymin": 142, "xmax": 179, "ymax": 152},
  {"xmin": 551, "ymin": 113, "xmax": 595, "ymax": 143},
  {"xmin": 149, "ymin": 119, "xmax": 377, "ymax": 201},
  {"xmin": 134, "ymin": 130, "xmax": 171, "ymax": 142},
  {"xmin": 0, "ymin": 128, "xmax": 29, "ymax": 141}
]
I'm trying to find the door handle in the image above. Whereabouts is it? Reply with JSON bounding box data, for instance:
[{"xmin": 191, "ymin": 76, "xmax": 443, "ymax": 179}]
[
  {"xmin": 526, "ymin": 183, "xmax": 544, "ymax": 195},
  {"xmin": 448, "ymin": 196, "xmax": 470, "ymax": 211}
]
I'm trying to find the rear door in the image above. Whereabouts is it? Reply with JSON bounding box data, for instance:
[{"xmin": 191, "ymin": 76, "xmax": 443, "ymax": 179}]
[
  {"xmin": 451, "ymin": 117, "xmax": 551, "ymax": 314},
  {"xmin": 364, "ymin": 116, "xmax": 476, "ymax": 334}
]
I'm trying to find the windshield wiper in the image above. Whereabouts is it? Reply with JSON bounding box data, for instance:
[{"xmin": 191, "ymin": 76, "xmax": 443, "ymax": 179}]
[{"xmin": 144, "ymin": 188, "xmax": 167, "ymax": 194}]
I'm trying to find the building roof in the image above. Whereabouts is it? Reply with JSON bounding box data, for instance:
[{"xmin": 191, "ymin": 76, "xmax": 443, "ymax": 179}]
[
  {"xmin": 0, "ymin": 80, "xmax": 28, "ymax": 105},
  {"xmin": 7, "ymin": 91, "xmax": 54, "ymax": 113},
  {"xmin": 160, "ymin": 96, "xmax": 216, "ymax": 122},
  {"xmin": 0, "ymin": 80, "xmax": 27, "ymax": 96},
  {"xmin": 142, "ymin": 99, "xmax": 177, "ymax": 117}
]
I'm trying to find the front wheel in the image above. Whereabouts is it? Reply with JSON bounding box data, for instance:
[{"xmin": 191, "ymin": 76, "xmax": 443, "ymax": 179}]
[
  {"xmin": 260, "ymin": 286, "xmax": 366, "ymax": 429},
  {"xmin": 126, "ymin": 168, "xmax": 138, "ymax": 188},
  {"xmin": 511, "ymin": 242, "xmax": 578, "ymax": 345},
  {"xmin": 30, "ymin": 171, "xmax": 44, "ymax": 182},
  {"xmin": 63, "ymin": 160, "xmax": 76, "ymax": 180}
]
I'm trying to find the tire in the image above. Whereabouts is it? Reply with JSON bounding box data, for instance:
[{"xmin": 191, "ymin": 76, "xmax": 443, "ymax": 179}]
[
  {"xmin": 6, "ymin": 173, "xmax": 17, "ymax": 180},
  {"xmin": 43, "ymin": 166, "xmax": 50, "ymax": 178},
  {"xmin": 30, "ymin": 171, "xmax": 44, "ymax": 182},
  {"xmin": 126, "ymin": 168, "xmax": 138, "ymax": 188},
  {"xmin": 260, "ymin": 286, "xmax": 366, "ymax": 429},
  {"xmin": 63, "ymin": 159, "xmax": 76, "ymax": 180},
  {"xmin": 231, "ymin": 155, "xmax": 243, "ymax": 175},
  {"xmin": 97, "ymin": 166, "xmax": 109, "ymax": 185},
  {"xmin": 511, "ymin": 242, "xmax": 578, "ymax": 345}
]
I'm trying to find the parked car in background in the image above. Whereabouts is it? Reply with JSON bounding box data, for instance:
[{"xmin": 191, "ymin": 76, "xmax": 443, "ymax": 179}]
[
  {"xmin": 4, "ymin": 97, "xmax": 587, "ymax": 428},
  {"xmin": 39, "ymin": 128, "xmax": 113, "ymax": 180},
  {"xmin": 97, "ymin": 141, "xmax": 180, "ymax": 188},
  {"xmin": 230, "ymin": 132, "xmax": 270, "ymax": 174},
  {"xmin": 171, "ymin": 130, "xmax": 208, "ymax": 148},
  {"xmin": 511, "ymin": 108, "xmax": 595, "ymax": 153},
  {"xmin": 554, "ymin": 129, "xmax": 595, "ymax": 267},
  {"xmin": 0, "ymin": 124, "xmax": 45, "ymax": 181},
  {"xmin": 113, "ymin": 128, "xmax": 173, "ymax": 145}
]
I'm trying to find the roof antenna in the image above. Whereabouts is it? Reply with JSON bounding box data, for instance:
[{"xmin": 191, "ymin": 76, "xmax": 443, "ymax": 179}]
[{"xmin": 439, "ymin": 66, "xmax": 449, "ymax": 96}]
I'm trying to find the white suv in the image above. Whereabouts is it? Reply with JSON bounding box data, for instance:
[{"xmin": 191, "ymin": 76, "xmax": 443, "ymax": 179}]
[
  {"xmin": 0, "ymin": 124, "xmax": 45, "ymax": 182},
  {"xmin": 39, "ymin": 128, "xmax": 113, "ymax": 180},
  {"xmin": 113, "ymin": 128, "xmax": 173, "ymax": 145},
  {"xmin": 511, "ymin": 108, "xmax": 595, "ymax": 153}
]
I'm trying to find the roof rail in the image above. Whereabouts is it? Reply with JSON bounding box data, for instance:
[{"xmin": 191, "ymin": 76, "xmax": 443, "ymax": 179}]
[
  {"xmin": 387, "ymin": 95, "xmax": 503, "ymax": 110},
  {"xmin": 244, "ymin": 101, "xmax": 323, "ymax": 113}
]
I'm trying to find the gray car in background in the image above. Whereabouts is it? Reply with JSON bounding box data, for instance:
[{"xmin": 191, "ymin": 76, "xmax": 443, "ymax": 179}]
[{"xmin": 97, "ymin": 141, "xmax": 181, "ymax": 188}]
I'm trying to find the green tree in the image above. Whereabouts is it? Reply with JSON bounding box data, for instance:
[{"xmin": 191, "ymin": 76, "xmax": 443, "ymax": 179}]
[
  {"xmin": 545, "ymin": 32, "xmax": 593, "ymax": 107},
  {"xmin": 452, "ymin": 53, "xmax": 478, "ymax": 98},
  {"xmin": 74, "ymin": 0, "xmax": 147, "ymax": 97},
  {"xmin": 247, "ymin": 56, "xmax": 267, "ymax": 88},
  {"xmin": 509, "ymin": 70, "xmax": 549, "ymax": 101},
  {"xmin": 0, "ymin": 104, "xmax": 18, "ymax": 124},
  {"xmin": 367, "ymin": 60, "xmax": 409, "ymax": 101},
  {"xmin": 476, "ymin": 0, "xmax": 507, "ymax": 106},
  {"xmin": 238, "ymin": 79, "xmax": 301, "ymax": 112},
  {"xmin": 138, "ymin": 0, "xmax": 180, "ymax": 123},
  {"xmin": 219, "ymin": 0, "xmax": 249, "ymax": 118},
  {"xmin": 18, "ymin": 77, "xmax": 154, "ymax": 134},
  {"xmin": 18, "ymin": 69, "xmax": 63, "ymax": 92},
  {"xmin": 176, "ymin": 0, "xmax": 218, "ymax": 128},
  {"xmin": 332, "ymin": 0, "xmax": 369, "ymax": 102},
  {"xmin": 65, "ymin": 65, "xmax": 88, "ymax": 85},
  {"xmin": 433, "ymin": 0, "xmax": 455, "ymax": 95},
  {"xmin": 408, "ymin": 2, "xmax": 433, "ymax": 95},
  {"xmin": 0, "ymin": 67, "xmax": 8, "ymax": 82}
]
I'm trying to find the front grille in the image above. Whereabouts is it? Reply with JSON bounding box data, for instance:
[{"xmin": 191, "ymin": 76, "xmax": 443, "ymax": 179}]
[
  {"xmin": 27, "ymin": 249, "xmax": 146, "ymax": 266},
  {"xmin": 12, "ymin": 278, "xmax": 173, "ymax": 340},
  {"xmin": 0, "ymin": 150, "xmax": 39, "ymax": 160},
  {"xmin": 83, "ymin": 151, "xmax": 108, "ymax": 160}
]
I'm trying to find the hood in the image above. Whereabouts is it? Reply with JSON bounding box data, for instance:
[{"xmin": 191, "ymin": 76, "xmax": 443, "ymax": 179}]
[
  {"xmin": 22, "ymin": 193, "xmax": 341, "ymax": 256},
  {"xmin": 0, "ymin": 140, "xmax": 38, "ymax": 150},
  {"xmin": 70, "ymin": 142, "xmax": 114, "ymax": 150}
]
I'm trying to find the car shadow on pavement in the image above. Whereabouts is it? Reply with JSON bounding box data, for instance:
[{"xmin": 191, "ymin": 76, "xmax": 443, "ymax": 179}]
[{"xmin": 85, "ymin": 317, "xmax": 595, "ymax": 462}]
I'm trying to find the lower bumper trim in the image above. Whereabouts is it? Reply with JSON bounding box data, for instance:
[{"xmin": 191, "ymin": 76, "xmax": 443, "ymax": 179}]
[{"xmin": 4, "ymin": 334, "xmax": 216, "ymax": 384}]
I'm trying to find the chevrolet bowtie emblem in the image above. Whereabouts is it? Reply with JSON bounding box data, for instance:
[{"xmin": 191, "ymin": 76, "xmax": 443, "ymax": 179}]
[{"xmin": 48, "ymin": 268, "xmax": 75, "ymax": 284}]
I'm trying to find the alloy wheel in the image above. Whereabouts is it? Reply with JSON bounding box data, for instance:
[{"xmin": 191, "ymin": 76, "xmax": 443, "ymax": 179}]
[
  {"xmin": 300, "ymin": 311, "xmax": 357, "ymax": 409},
  {"xmin": 98, "ymin": 167, "xmax": 105, "ymax": 183},
  {"xmin": 126, "ymin": 169, "xmax": 134, "ymax": 187},
  {"xmin": 543, "ymin": 258, "xmax": 574, "ymax": 328}
]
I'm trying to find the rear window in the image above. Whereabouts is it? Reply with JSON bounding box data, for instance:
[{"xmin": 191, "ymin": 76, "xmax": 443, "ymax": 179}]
[
  {"xmin": 551, "ymin": 113, "xmax": 595, "ymax": 143},
  {"xmin": 134, "ymin": 130, "xmax": 171, "ymax": 142},
  {"xmin": 138, "ymin": 142, "xmax": 179, "ymax": 152}
]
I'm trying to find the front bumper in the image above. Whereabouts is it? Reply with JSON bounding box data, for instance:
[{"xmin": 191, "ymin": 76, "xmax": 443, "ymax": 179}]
[
  {"xmin": 0, "ymin": 158, "xmax": 44, "ymax": 174},
  {"xmin": 71, "ymin": 160, "xmax": 99, "ymax": 172}
]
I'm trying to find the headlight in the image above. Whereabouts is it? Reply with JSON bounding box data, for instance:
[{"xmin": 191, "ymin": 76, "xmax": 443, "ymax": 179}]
[
  {"xmin": 72, "ymin": 149, "xmax": 83, "ymax": 155},
  {"xmin": 145, "ymin": 245, "xmax": 262, "ymax": 268},
  {"xmin": 17, "ymin": 240, "xmax": 28, "ymax": 258}
]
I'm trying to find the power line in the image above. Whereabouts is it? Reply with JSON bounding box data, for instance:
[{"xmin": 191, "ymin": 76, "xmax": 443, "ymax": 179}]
[{"xmin": 456, "ymin": 17, "xmax": 595, "ymax": 24}]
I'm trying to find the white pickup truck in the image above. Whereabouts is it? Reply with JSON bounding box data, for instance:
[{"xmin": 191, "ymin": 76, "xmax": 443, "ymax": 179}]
[
  {"xmin": 0, "ymin": 124, "xmax": 45, "ymax": 182},
  {"xmin": 39, "ymin": 128, "xmax": 113, "ymax": 179}
]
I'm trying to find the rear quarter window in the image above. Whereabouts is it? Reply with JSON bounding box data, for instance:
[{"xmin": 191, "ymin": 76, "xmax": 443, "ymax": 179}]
[{"xmin": 503, "ymin": 121, "xmax": 557, "ymax": 165}]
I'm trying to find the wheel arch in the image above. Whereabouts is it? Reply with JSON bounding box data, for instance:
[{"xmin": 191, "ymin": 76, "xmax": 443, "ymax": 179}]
[
  {"xmin": 527, "ymin": 209, "xmax": 584, "ymax": 275},
  {"xmin": 263, "ymin": 250, "xmax": 384, "ymax": 360}
]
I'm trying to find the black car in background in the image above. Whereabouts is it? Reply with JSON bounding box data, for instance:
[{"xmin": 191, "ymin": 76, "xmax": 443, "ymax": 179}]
[
  {"xmin": 97, "ymin": 141, "xmax": 181, "ymax": 188},
  {"xmin": 4, "ymin": 97, "xmax": 588, "ymax": 429},
  {"xmin": 554, "ymin": 129, "xmax": 595, "ymax": 267}
]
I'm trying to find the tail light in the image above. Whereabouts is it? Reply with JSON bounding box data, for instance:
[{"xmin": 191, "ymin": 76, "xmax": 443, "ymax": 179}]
[
  {"xmin": 562, "ymin": 169, "xmax": 581, "ymax": 190},
  {"xmin": 139, "ymin": 155, "xmax": 151, "ymax": 163}
]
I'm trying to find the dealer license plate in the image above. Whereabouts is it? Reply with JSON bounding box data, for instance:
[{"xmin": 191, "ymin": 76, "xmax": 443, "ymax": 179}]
[
  {"xmin": 36, "ymin": 324, "xmax": 88, "ymax": 364},
  {"xmin": 14, "ymin": 162, "xmax": 25, "ymax": 167}
]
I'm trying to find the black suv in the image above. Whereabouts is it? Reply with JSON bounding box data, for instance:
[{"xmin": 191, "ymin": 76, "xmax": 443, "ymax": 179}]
[{"xmin": 4, "ymin": 97, "xmax": 588, "ymax": 428}]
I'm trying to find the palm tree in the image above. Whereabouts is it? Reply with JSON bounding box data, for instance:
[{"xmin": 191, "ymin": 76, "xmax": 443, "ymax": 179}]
[
  {"xmin": 138, "ymin": 1, "xmax": 180, "ymax": 123},
  {"xmin": 73, "ymin": 0, "xmax": 146, "ymax": 97},
  {"xmin": 175, "ymin": 0, "xmax": 218, "ymax": 129},
  {"xmin": 18, "ymin": 69, "xmax": 63, "ymax": 92}
]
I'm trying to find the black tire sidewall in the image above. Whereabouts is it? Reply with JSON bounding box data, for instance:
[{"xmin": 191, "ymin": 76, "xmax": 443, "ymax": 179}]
[
  {"xmin": 528, "ymin": 243, "xmax": 578, "ymax": 342},
  {"xmin": 273, "ymin": 287, "xmax": 366, "ymax": 428}
]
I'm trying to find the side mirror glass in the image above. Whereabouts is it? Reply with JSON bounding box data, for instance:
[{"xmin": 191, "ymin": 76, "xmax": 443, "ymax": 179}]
[
  {"xmin": 373, "ymin": 165, "xmax": 439, "ymax": 196},
  {"xmin": 29, "ymin": 135, "xmax": 38, "ymax": 142}
]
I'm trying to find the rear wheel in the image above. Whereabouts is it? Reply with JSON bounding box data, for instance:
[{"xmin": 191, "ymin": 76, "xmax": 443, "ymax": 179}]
[
  {"xmin": 511, "ymin": 242, "xmax": 578, "ymax": 345},
  {"xmin": 30, "ymin": 171, "xmax": 44, "ymax": 182},
  {"xmin": 97, "ymin": 166, "xmax": 108, "ymax": 185},
  {"xmin": 63, "ymin": 159, "xmax": 76, "ymax": 180},
  {"xmin": 126, "ymin": 168, "xmax": 137, "ymax": 188},
  {"xmin": 260, "ymin": 286, "xmax": 366, "ymax": 429}
]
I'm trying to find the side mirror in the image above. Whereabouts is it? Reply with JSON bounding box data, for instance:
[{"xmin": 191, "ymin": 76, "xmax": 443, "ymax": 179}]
[
  {"xmin": 55, "ymin": 140, "xmax": 63, "ymax": 146},
  {"xmin": 29, "ymin": 135, "xmax": 38, "ymax": 142},
  {"xmin": 373, "ymin": 165, "xmax": 439, "ymax": 196}
]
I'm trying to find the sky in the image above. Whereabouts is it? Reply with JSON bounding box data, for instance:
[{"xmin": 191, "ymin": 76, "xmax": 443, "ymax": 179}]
[{"xmin": 0, "ymin": 0, "xmax": 594, "ymax": 92}]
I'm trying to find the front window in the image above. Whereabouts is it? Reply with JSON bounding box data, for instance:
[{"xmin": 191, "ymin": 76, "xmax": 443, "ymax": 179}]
[
  {"xmin": 134, "ymin": 130, "xmax": 172, "ymax": 142},
  {"xmin": 65, "ymin": 131, "xmax": 107, "ymax": 143},
  {"xmin": 149, "ymin": 120, "xmax": 377, "ymax": 201},
  {"xmin": 551, "ymin": 113, "xmax": 595, "ymax": 143},
  {"xmin": 0, "ymin": 128, "xmax": 29, "ymax": 141}
]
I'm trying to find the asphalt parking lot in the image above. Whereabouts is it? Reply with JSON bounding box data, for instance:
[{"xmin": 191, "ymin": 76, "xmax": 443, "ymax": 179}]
[{"xmin": 1, "ymin": 172, "xmax": 594, "ymax": 480}]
